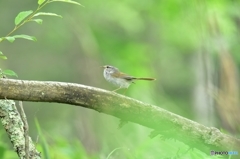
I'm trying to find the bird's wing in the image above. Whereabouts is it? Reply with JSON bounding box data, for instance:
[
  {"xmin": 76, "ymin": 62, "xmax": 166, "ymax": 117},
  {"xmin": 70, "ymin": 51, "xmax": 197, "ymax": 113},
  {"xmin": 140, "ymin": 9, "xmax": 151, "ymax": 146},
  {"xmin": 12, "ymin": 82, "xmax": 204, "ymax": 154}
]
[{"xmin": 111, "ymin": 72, "xmax": 134, "ymax": 80}]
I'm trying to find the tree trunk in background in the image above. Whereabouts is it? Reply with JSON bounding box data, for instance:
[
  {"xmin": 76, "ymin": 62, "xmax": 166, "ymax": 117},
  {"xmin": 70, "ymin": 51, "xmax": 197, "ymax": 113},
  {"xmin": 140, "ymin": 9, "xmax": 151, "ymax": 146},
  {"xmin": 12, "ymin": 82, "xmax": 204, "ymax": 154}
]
[
  {"xmin": 193, "ymin": 51, "xmax": 215, "ymax": 126},
  {"xmin": 209, "ymin": 15, "xmax": 240, "ymax": 134},
  {"xmin": 217, "ymin": 51, "xmax": 240, "ymax": 134}
]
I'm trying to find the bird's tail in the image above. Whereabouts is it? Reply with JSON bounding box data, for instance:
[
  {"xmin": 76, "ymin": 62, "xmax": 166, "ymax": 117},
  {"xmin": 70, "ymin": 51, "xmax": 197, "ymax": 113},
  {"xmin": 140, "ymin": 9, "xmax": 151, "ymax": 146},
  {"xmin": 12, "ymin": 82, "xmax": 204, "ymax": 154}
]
[{"xmin": 134, "ymin": 77, "xmax": 156, "ymax": 81}]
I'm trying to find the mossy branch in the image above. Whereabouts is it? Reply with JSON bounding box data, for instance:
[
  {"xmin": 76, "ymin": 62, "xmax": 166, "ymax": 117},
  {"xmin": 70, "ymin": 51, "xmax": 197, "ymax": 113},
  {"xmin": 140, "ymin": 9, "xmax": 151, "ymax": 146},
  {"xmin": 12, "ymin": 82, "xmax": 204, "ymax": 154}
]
[
  {"xmin": 0, "ymin": 78, "xmax": 239, "ymax": 154},
  {"xmin": 0, "ymin": 100, "xmax": 41, "ymax": 159}
]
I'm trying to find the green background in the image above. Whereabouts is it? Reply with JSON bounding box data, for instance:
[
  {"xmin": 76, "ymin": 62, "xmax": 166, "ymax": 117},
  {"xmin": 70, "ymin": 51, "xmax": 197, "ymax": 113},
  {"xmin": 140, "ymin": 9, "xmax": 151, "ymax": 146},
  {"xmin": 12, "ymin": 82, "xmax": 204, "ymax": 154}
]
[{"xmin": 0, "ymin": 0, "xmax": 240, "ymax": 158}]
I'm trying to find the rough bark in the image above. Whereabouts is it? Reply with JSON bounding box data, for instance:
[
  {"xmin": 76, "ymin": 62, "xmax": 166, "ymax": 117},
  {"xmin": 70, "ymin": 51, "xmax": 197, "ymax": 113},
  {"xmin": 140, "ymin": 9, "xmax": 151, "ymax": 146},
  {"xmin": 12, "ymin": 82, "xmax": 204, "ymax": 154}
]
[
  {"xmin": 0, "ymin": 100, "xmax": 41, "ymax": 159},
  {"xmin": 0, "ymin": 78, "xmax": 239, "ymax": 155}
]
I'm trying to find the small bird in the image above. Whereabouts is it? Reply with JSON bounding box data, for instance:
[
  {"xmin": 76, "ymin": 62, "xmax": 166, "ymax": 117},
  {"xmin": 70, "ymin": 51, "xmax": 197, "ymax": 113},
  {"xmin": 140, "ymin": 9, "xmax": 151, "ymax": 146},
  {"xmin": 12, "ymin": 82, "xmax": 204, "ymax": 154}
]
[{"xmin": 102, "ymin": 65, "xmax": 156, "ymax": 92}]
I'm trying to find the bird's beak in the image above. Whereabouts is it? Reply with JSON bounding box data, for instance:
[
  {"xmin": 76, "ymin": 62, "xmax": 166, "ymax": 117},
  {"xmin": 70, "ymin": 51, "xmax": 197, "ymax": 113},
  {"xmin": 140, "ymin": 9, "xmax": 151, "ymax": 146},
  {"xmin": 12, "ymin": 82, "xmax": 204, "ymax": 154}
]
[{"xmin": 101, "ymin": 66, "xmax": 106, "ymax": 68}]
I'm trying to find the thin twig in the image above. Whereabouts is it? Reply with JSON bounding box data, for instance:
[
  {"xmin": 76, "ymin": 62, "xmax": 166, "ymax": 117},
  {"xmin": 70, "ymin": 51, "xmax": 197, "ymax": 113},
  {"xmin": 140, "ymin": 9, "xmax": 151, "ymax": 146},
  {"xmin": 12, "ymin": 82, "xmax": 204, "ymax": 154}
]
[{"xmin": 19, "ymin": 101, "xmax": 29, "ymax": 159}]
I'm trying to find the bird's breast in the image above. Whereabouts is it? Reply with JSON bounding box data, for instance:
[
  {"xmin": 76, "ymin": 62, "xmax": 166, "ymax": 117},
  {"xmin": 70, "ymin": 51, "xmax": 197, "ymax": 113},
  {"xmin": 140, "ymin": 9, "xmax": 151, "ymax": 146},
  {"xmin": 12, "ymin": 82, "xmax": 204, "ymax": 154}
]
[{"xmin": 104, "ymin": 71, "xmax": 131, "ymax": 88}]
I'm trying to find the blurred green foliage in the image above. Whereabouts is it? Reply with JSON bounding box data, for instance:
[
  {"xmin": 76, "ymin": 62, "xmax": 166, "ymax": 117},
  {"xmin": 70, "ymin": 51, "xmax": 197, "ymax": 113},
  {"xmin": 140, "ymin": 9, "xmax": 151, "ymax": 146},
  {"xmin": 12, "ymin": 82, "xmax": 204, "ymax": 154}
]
[{"xmin": 1, "ymin": 0, "xmax": 240, "ymax": 158}]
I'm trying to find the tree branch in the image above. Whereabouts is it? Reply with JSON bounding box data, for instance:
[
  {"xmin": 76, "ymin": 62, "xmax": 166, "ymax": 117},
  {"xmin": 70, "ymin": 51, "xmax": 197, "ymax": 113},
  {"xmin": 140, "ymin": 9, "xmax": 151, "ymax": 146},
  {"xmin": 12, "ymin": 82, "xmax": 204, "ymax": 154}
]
[
  {"xmin": 0, "ymin": 78, "xmax": 239, "ymax": 154},
  {"xmin": 19, "ymin": 101, "xmax": 30, "ymax": 159},
  {"xmin": 0, "ymin": 99, "xmax": 41, "ymax": 159}
]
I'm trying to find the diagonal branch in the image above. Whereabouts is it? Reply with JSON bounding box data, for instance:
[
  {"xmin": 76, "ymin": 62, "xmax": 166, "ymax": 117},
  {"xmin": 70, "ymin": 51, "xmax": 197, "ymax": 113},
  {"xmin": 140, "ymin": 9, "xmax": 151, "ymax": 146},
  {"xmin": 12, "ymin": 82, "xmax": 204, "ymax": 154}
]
[
  {"xmin": 0, "ymin": 78, "xmax": 239, "ymax": 154},
  {"xmin": 19, "ymin": 101, "xmax": 30, "ymax": 159}
]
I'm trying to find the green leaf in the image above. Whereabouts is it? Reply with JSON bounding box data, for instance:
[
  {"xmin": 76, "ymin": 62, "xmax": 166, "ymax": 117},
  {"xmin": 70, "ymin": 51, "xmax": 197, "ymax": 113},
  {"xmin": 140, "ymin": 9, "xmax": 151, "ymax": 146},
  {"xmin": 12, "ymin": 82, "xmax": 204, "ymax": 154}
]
[
  {"xmin": 33, "ymin": 12, "xmax": 62, "ymax": 18},
  {"xmin": 5, "ymin": 36, "xmax": 15, "ymax": 43},
  {"xmin": 0, "ymin": 56, "xmax": 7, "ymax": 60},
  {"xmin": 38, "ymin": 0, "xmax": 46, "ymax": 5},
  {"xmin": 0, "ymin": 51, "xmax": 7, "ymax": 60},
  {"xmin": 35, "ymin": 118, "xmax": 50, "ymax": 159},
  {"xmin": 15, "ymin": 10, "xmax": 33, "ymax": 25},
  {"xmin": 2, "ymin": 70, "xmax": 18, "ymax": 77},
  {"xmin": 50, "ymin": 0, "xmax": 83, "ymax": 6},
  {"xmin": 30, "ymin": 19, "xmax": 43, "ymax": 24},
  {"xmin": 13, "ymin": 35, "xmax": 37, "ymax": 41}
]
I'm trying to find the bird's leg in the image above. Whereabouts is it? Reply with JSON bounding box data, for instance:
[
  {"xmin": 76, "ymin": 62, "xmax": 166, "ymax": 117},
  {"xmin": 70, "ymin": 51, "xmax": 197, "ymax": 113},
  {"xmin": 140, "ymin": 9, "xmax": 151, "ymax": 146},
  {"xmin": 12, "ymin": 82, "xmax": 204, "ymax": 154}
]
[
  {"xmin": 123, "ymin": 88, "xmax": 128, "ymax": 95},
  {"xmin": 112, "ymin": 87, "xmax": 122, "ymax": 92}
]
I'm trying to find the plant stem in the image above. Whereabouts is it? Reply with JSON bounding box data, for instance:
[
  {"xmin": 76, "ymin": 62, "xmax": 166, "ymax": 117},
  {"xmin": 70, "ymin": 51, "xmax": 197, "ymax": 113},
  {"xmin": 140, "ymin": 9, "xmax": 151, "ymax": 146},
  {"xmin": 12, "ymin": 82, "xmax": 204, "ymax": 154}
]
[{"xmin": 6, "ymin": 0, "xmax": 50, "ymax": 37}]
